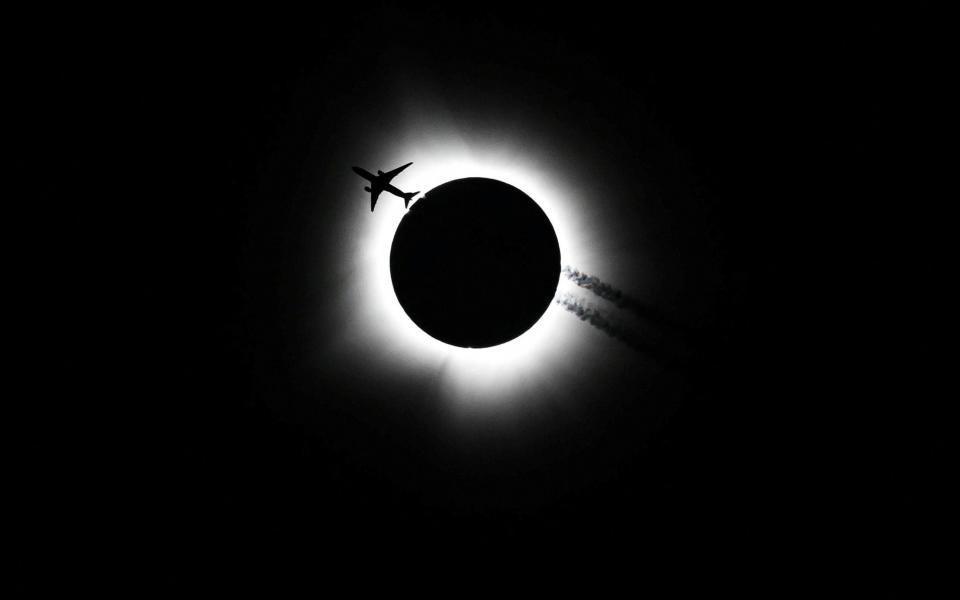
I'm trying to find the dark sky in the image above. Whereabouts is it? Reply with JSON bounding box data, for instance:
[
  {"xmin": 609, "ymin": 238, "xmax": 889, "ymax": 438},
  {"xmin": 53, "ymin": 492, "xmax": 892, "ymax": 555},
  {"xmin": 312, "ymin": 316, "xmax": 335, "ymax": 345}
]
[{"xmin": 18, "ymin": 4, "xmax": 944, "ymax": 590}]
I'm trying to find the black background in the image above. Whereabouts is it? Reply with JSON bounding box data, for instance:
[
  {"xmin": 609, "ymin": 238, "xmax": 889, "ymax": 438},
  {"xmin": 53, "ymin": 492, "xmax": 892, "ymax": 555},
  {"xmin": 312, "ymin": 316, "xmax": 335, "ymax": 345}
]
[{"xmin": 17, "ymin": 3, "xmax": 944, "ymax": 591}]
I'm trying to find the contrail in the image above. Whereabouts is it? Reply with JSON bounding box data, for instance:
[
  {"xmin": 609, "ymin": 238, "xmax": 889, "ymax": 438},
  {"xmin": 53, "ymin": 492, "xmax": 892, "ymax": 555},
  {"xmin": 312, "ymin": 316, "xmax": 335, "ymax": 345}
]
[
  {"xmin": 561, "ymin": 265, "xmax": 630, "ymax": 307},
  {"xmin": 556, "ymin": 267, "xmax": 701, "ymax": 363},
  {"xmin": 553, "ymin": 292, "xmax": 658, "ymax": 355},
  {"xmin": 561, "ymin": 265, "xmax": 692, "ymax": 333}
]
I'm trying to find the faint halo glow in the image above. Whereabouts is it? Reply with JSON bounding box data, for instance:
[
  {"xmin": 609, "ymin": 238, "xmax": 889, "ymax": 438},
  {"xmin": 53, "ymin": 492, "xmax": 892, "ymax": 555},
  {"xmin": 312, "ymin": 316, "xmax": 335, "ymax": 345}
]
[{"xmin": 333, "ymin": 128, "xmax": 608, "ymax": 410}]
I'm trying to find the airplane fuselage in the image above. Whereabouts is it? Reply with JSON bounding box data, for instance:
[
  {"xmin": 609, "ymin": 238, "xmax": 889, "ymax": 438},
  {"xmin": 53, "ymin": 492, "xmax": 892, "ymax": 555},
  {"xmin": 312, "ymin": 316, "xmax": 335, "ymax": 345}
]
[
  {"xmin": 352, "ymin": 166, "xmax": 378, "ymax": 183},
  {"xmin": 352, "ymin": 162, "xmax": 418, "ymax": 211}
]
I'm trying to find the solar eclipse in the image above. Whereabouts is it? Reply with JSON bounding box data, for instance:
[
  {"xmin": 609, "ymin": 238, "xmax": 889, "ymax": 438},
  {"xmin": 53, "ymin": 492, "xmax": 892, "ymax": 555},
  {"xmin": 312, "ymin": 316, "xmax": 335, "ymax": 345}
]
[
  {"xmin": 390, "ymin": 177, "xmax": 560, "ymax": 348},
  {"xmin": 64, "ymin": 5, "xmax": 891, "ymax": 569}
]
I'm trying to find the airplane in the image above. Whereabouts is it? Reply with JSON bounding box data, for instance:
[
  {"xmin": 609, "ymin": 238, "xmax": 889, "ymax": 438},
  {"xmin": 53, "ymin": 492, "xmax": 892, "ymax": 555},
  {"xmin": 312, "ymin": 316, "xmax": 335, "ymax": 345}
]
[{"xmin": 351, "ymin": 162, "xmax": 419, "ymax": 211}]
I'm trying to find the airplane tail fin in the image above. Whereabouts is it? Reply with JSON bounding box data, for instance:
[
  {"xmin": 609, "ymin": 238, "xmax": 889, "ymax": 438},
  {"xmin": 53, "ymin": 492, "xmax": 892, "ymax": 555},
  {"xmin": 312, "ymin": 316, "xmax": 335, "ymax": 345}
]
[{"xmin": 403, "ymin": 191, "xmax": 419, "ymax": 208}]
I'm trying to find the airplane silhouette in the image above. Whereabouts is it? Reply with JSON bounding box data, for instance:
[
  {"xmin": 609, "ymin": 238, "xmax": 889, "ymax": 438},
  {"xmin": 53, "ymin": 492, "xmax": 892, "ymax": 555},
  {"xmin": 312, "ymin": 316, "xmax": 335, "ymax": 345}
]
[{"xmin": 352, "ymin": 162, "xmax": 419, "ymax": 211}]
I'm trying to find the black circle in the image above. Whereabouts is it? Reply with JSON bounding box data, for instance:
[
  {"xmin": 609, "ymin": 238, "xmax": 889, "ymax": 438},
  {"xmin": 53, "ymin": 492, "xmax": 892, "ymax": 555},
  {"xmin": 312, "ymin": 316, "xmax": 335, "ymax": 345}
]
[{"xmin": 390, "ymin": 178, "xmax": 561, "ymax": 348}]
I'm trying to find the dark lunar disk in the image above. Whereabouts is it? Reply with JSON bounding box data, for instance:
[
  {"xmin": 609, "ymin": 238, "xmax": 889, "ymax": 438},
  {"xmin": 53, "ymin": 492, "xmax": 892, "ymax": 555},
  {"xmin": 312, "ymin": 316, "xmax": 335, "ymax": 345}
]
[{"xmin": 390, "ymin": 178, "xmax": 561, "ymax": 348}]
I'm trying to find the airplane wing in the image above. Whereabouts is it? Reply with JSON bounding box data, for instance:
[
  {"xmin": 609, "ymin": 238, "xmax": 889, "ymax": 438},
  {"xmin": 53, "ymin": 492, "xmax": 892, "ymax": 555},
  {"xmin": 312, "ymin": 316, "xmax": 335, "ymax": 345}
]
[
  {"xmin": 381, "ymin": 162, "xmax": 413, "ymax": 182},
  {"xmin": 370, "ymin": 187, "xmax": 383, "ymax": 212}
]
